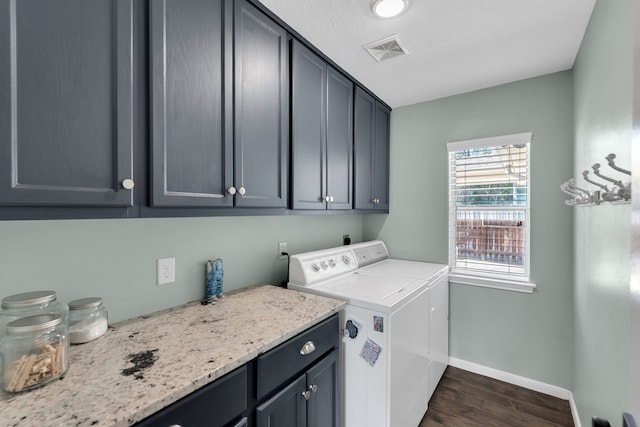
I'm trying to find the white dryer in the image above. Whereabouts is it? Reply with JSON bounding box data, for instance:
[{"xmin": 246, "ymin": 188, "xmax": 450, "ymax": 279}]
[{"xmin": 288, "ymin": 240, "xmax": 449, "ymax": 427}]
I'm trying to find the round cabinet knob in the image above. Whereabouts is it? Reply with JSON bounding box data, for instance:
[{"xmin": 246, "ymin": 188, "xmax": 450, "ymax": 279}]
[
  {"xmin": 312, "ymin": 264, "xmax": 321, "ymax": 272},
  {"xmin": 238, "ymin": 186, "xmax": 246, "ymax": 196},
  {"xmin": 121, "ymin": 179, "xmax": 135, "ymax": 190},
  {"xmin": 228, "ymin": 186, "xmax": 237, "ymax": 195},
  {"xmin": 324, "ymin": 196, "xmax": 330, "ymax": 202},
  {"xmin": 329, "ymin": 196, "xmax": 334, "ymax": 202}
]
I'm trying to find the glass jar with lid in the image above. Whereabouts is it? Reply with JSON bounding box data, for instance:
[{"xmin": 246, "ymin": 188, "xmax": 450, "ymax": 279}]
[
  {"xmin": 0, "ymin": 313, "xmax": 70, "ymax": 393},
  {"xmin": 68, "ymin": 297, "xmax": 108, "ymax": 344},
  {"xmin": 0, "ymin": 291, "xmax": 69, "ymax": 339}
]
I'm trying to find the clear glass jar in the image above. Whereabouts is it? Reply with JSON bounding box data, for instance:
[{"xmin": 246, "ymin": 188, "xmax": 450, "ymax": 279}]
[
  {"xmin": 68, "ymin": 297, "xmax": 108, "ymax": 344},
  {"xmin": 0, "ymin": 291, "xmax": 69, "ymax": 339},
  {"xmin": 0, "ymin": 313, "xmax": 70, "ymax": 393}
]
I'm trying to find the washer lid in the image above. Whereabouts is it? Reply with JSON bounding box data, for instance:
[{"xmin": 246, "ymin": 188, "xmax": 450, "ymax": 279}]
[
  {"xmin": 358, "ymin": 259, "xmax": 448, "ymax": 281},
  {"xmin": 309, "ymin": 273, "xmax": 426, "ymax": 311}
]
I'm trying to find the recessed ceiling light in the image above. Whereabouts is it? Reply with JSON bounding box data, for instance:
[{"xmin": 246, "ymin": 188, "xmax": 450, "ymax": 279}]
[{"xmin": 371, "ymin": 0, "xmax": 408, "ymax": 18}]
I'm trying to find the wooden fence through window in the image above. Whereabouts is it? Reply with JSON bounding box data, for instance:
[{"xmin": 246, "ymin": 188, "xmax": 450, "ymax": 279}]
[{"xmin": 455, "ymin": 219, "xmax": 525, "ymax": 265}]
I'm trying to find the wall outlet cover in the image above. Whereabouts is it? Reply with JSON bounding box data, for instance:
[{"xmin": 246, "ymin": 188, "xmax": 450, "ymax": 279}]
[{"xmin": 157, "ymin": 257, "xmax": 176, "ymax": 285}]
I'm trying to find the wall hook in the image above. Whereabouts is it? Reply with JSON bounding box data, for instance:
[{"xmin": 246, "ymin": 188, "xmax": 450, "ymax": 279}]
[
  {"xmin": 582, "ymin": 170, "xmax": 609, "ymax": 192},
  {"xmin": 592, "ymin": 163, "xmax": 625, "ymax": 188},
  {"xmin": 560, "ymin": 152, "xmax": 631, "ymax": 206},
  {"xmin": 605, "ymin": 153, "xmax": 631, "ymax": 175}
]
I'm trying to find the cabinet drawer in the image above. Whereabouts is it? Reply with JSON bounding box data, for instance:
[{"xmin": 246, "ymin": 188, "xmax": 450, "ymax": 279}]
[
  {"xmin": 256, "ymin": 314, "xmax": 339, "ymax": 400},
  {"xmin": 135, "ymin": 364, "xmax": 247, "ymax": 427}
]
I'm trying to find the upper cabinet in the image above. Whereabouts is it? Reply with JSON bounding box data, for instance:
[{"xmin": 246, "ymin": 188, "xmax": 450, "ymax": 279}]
[
  {"xmin": 150, "ymin": 0, "xmax": 288, "ymax": 209},
  {"xmin": 0, "ymin": 0, "xmax": 135, "ymax": 207},
  {"xmin": 291, "ymin": 41, "xmax": 353, "ymax": 210},
  {"xmin": 150, "ymin": 0, "xmax": 232, "ymax": 207},
  {"xmin": 354, "ymin": 87, "xmax": 390, "ymax": 211},
  {"xmin": 233, "ymin": 0, "xmax": 289, "ymax": 208},
  {"xmin": 0, "ymin": 0, "xmax": 389, "ymax": 219}
]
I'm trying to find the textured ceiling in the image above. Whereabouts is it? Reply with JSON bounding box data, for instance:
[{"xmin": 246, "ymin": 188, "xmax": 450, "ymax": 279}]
[{"xmin": 258, "ymin": 0, "xmax": 596, "ymax": 108}]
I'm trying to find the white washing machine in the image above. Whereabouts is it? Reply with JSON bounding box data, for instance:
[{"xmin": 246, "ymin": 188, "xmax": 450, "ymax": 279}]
[{"xmin": 288, "ymin": 241, "xmax": 449, "ymax": 427}]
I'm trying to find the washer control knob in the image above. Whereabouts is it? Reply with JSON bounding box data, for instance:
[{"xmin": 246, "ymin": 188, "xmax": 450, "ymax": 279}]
[
  {"xmin": 320, "ymin": 261, "xmax": 329, "ymax": 270},
  {"xmin": 342, "ymin": 255, "xmax": 352, "ymax": 265},
  {"xmin": 328, "ymin": 259, "xmax": 336, "ymax": 268},
  {"xmin": 312, "ymin": 264, "xmax": 321, "ymax": 272}
]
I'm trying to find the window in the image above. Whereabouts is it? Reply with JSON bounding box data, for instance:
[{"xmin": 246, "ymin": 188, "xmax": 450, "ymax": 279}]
[{"xmin": 447, "ymin": 132, "xmax": 535, "ymax": 293}]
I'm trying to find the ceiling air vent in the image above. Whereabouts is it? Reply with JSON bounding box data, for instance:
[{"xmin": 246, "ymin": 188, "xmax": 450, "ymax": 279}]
[{"xmin": 363, "ymin": 34, "xmax": 409, "ymax": 62}]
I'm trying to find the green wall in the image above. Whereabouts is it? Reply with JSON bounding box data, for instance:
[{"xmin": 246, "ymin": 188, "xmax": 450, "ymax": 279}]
[
  {"xmin": 364, "ymin": 71, "xmax": 575, "ymax": 389},
  {"xmin": 573, "ymin": 0, "xmax": 632, "ymax": 424},
  {"xmin": 0, "ymin": 215, "xmax": 363, "ymax": 322}
]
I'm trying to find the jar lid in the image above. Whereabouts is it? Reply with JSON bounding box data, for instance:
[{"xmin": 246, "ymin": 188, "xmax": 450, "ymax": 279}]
[
  {"xmin": 6, "ymin": 314, "xmax": 63, "ymax": 334},
  {"xmin": 1, "ymin": 291, "xmax": 57, "ymax": 309},
  {"xmin": 68, "ymin": 297, "xmax": 103, "ymax": 310}
]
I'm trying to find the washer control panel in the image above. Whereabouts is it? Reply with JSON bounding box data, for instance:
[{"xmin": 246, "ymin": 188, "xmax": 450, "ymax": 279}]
[{"xmin": 288, "ymin": 247, "xmax": 358, "ymax": 285}]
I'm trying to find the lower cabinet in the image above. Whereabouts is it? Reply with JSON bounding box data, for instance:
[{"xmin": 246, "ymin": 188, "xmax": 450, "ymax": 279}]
[
  {"xmin": 135, "ymin": 314, "xmax": 340, "ymax": 427},
  {"xmin": 134, "ymin": 364, "xmax": 248, "ymax": 427},
  {"xmin": 256, "ymin": 350, "xmax": 339, "ymax": 427}
]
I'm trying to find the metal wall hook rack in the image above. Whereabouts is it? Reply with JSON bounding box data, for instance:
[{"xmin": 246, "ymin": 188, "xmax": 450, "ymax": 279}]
[{"xmin": 560, "ymin": 153, "xmax": 631, "ymax": 206}]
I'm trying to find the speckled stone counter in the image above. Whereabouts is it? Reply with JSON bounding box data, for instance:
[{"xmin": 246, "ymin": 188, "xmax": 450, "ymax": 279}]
[{"xmin": 0, "ymin": 285, "xmax": 345, "ymax": 427}]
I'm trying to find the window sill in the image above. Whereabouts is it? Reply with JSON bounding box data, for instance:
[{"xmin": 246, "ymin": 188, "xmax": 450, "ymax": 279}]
[{"xmin": 449, "ymin": 273, "xmax": 536, "ymax": 294}]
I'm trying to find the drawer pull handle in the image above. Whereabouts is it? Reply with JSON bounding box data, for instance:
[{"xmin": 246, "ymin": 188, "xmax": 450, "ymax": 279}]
[
  {"xmin": 309, "ymin": 384, "xmax": 318, "ymax": 394},
  {"xmin": 299, "ymin": 340, "xmax": 316, "ymax": 355},
  {"xmin": 301, "ymin": 390, "xmax": 311, "ymax": 400}
]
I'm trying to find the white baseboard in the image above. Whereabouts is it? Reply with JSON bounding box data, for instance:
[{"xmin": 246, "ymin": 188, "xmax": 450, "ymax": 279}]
[
  {"xmin": 448, "ymin": 357, "xmax": 572, "ymax": 400},
  {"xmin": 569, "ymin": 391, "xmax": 582, "ymax": 427}
]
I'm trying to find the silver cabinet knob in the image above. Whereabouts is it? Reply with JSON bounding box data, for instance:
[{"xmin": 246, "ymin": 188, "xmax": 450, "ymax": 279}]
[
  {"xmin": 309, "ymin": 384, "xmax": 318, "ymax": 394},
  {"xmin": 324, "ymin": 196, "xmax": 330, "ymax": 202},
  {"xmin": 329, "ymin": 196, "xmax": 334, "ymax": 202},
  {"xmin": 121, "ymin": 179, "xmax": 134, "ymax": 190},
  {"xmin": 299, "ymin": 340, "xmax": 316, "ymax": 355},
  {"xmin": 301, "ymin": 390, "xmax": 311, "ymax": 400},
  {"xmin": 228, "ymin": 186, "xmax": 237, "ymax": 195},
  {"xmin": 238, "ymin": 186, "xmax": 246, "ymax": 196}
]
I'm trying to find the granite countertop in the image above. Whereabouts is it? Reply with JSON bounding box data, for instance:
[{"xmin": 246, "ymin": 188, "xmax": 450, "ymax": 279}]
[{"xmin": 0, "ymin": 285, "xmax": 345, "ymax": 427}]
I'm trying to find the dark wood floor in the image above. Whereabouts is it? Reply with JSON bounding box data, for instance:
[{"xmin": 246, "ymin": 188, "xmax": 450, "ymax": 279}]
[{"xmin": 419, "ymin": 366, "xmax": 575, "ymax": 427}]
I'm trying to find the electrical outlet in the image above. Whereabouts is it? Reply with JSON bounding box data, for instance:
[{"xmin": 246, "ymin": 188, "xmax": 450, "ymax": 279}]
[
  {"xmin": 157, "ymin": 257, "xmax": 176, "ymax": 285},
  {"xmin": 278, "ymin": 242, "xmax": 287, "ymax": 260}
]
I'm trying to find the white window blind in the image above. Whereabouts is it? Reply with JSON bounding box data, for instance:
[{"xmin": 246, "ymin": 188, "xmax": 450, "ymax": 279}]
[{"xmin": 447, "ymin": 132, "xmax": 532, "ymax": 288}]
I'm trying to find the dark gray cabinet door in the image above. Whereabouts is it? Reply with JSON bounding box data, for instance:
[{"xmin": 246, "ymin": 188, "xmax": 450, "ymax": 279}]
[
  {"xmin": 306, "ymin": 350, "xmax": 339, "ymax": 427},
  {"xmin": 354, "ymin": 88, "xmax": 375, "ymax": 210},
  {"xmin": 354, "ymin": 87, "xmax": 390, "ymax": 211},
  {"xmin": 292, "ymin": 41, "xmax": 353, "ymax": 210},
  {"xmin": 256, "ymin": 374, "xmax": 307, "ymax": 427},
  {"xmin": 234, "ymin": 0, "xmax": 288, "ymax": 208},
  {"xmin": 326, "ymin": 69, "xmax": 353, "ymax": 210},
  {"xmin": 374, "ymin": 102, "xmax": 390, "ymax": 210},
  {"xmin": 291, "ymin": 41, "xmax": 326, "ymax": 210},
  {"xmin": 150, "ymin": 0, "xmax": 233, "ymax": 207},
  {"xmin": 0, "ymin": 0, "xmax": 134, "ymax": 207}
]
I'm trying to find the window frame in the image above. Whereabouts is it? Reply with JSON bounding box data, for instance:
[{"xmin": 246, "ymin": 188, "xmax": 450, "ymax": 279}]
[{"xmin": 447, "ymin": 132, "xmax": 536, "ymax": 293}]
